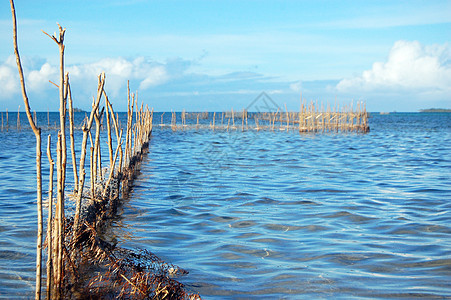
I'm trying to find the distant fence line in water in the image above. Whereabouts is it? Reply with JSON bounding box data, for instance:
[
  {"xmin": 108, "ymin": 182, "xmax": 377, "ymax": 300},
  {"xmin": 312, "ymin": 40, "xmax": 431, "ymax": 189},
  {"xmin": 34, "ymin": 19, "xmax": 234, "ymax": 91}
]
[
  {"xmin": 0, "ymin": 109, "xmax": 113, "ymax": 131},
  {"xmin": 1, "ymin": 102, "xmax": 370, "ymax": 134},
  {"xmin": 160, "ymin": 103, "xmax": 369, "ymax": 133}
]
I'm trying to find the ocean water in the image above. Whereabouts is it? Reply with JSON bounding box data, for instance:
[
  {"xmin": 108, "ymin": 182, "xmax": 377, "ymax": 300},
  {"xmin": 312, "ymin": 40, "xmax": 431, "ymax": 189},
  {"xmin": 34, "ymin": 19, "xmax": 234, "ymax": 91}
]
[{"xmin": 0, "ymin": 112, "xmax": 450, "ymax": 298}]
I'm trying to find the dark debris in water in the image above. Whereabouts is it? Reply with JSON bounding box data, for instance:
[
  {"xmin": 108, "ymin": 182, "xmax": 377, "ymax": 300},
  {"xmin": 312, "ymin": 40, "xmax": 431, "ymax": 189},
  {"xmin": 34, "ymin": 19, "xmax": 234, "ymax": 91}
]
[{"xmin": 60, "ymin": 218, "xmax": 200, "ymax": 299}]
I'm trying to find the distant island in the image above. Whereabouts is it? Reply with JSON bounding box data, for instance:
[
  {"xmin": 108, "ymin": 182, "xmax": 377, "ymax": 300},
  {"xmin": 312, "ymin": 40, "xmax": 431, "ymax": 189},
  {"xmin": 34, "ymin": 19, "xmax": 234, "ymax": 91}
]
[
  {"xmin": 73, "ymin": 107, "xmax": 85, "ymax": 112},
  {"xmin": 419, "ymin": 108, "xmax": 451, "ymax": 113}
]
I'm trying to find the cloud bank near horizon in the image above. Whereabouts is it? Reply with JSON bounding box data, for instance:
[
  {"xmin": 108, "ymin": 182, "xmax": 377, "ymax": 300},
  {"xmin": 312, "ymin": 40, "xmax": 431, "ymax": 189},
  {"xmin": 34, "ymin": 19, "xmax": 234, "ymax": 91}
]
[
  {"xmin": 0, "ymin": 54, "xmax": 297, "ymax": 111},
  {"xmin": 1, "ymin": 40, "xmax": 450, "ymax": 112},
  {"xmin": 336, "ymin": 40, "xmax": 451, "ymax": 97}
]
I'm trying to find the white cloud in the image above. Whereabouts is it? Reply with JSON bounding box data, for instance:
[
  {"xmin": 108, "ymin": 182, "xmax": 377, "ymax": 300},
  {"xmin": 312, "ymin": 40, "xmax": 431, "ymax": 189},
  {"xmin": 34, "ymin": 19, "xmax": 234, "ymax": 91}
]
[
  {"xmin": 65, "ymin": 57, "xmax": 188, "ymax": 95},
  {"xmin": 0, "ymin": 55, "xmax": 195, "ymax": 109},
  {"xmin": 337, "ymin": 40, "xmax": 451, "ymax": 94},
  {"xmin": 289, "ymin": 81, "xmax": 302, "ymax": 92},
  {"xmin": 0, "ymin": 56, "xmax": 19, "ymax": 97},
  {"xmin": 139, "ymin": 66, "xmax": 168, "ymax": 90},
  {"xmin": 27, "ymin": 62, "xmax": 58, "ymax": 91}
]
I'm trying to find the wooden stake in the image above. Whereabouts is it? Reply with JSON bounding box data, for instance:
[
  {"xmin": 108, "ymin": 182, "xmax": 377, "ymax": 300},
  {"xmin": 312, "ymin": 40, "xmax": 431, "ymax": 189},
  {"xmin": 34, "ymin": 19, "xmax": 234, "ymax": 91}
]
[
  {"xmin": 10, "ymin": 1, "xmax": 43, "ymax": 298},
  {"xmin": 106, "ymin": 98, "xmax": 122, "ymax": 176},
  {"xmin": 43, "ymin": 24, "xmax": 68, "ymax": 212},
  {"xmin": 17, "ymin": 105, "xmax": 20, "ymax": 129},
  {"xmin": 103, "ymin": 129, "xmax": 123, "ymax": 197},
  {"xmin": 55, "ymin": 133, "xmax": 63, "ymax": 293},
  {"xmin": 93, "ymin": 107, "xmax": 104, "ymax": 185},
  {"xmin": 124, "ymin": 84, "xmax": 133, "ymax": 166},
  {"xmin": 73, "ymin": 72, "xmax": 105, "ymax": 232},
  {"xmin": 46, "ymin": 135, "xmax": 53, "ymax": 299},
  {"xmin": 233, "ymin": 109, "xmax": 237, "ymax": 129},
  {"xmin": 105, "ymin": 96, "xmax": 114, "ymax": 167},
  {"xmin": 67, "ymin": 82, "xmax": 78, "ymax": 193},
  {"xmin": 89, "ymin": 129, "xmax": 95, "ymax": 197}
]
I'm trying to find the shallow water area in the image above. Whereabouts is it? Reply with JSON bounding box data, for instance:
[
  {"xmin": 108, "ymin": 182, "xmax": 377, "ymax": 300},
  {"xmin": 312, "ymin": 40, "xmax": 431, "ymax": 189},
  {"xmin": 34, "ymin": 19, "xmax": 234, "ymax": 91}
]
[
  {"xmin": 116, "ymin": 113, "xmax": 451, "ymax": 298},
  {"xmin": 0, "ymin": 112, "xmax": 450, "ymax": 298}
]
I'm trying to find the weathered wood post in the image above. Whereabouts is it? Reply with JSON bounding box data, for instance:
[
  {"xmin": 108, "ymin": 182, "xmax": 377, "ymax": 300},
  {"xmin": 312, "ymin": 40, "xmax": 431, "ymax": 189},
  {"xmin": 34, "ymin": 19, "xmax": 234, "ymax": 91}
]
[{"xmin": 10, "ymin": 1, "xmax": 43, "ymax": 298}]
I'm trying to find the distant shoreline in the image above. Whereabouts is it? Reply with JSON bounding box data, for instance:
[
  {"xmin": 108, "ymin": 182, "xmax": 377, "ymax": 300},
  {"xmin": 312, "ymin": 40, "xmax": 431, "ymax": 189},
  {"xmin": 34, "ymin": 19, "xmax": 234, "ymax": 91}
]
[{"xmin": 419, "ymin": 108, "xmax": 451, "ymax": 113}]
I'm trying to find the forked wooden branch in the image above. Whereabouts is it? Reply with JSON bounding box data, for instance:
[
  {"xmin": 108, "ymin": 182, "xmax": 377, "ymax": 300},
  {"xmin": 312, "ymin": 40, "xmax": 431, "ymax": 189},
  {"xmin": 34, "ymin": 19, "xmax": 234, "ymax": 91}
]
[{"xmin": 42, "ymin": 23, "xmax": 66, "ymax": 45}]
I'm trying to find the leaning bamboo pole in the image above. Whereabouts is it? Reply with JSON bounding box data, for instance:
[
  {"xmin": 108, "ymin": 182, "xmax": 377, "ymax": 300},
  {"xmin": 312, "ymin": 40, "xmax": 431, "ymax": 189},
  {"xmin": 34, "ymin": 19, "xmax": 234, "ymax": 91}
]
[
  {"xmin": 93, "ymin": 113, "xmax": 100, "ymax": 193},
  {"xmin": 73, "ymin": 73, "xmax": 105, "ymax": 232},
  {"xmin": 89, "ymin": 129, "xmax": 95, "ymax": 197},
  {"xmin": 102, "ymin": 129, "xmax": 123, "ymax": 198},
  {"xmin": 124, "ymin": 83, "xmax": 131, "ymax": 169},
  {"xmin": 10, "ymin": 1, "xmax": 43, "ymax": 298},
  {"xmin": 92, "ymin": 107, "xmax": 104, "ymax": 195},
  {"xmin": 55, "ymin": 132, "xmax": 63, "ymax": 295},
  {"xmin": 106, "ymin": 97, "xmax": 123, "ymax": 175},
  {"xmin": 97, "ymin": 112, "xmax": 103, "ymax": 181},
  {"xmin": 67, "ymin": 82, "xmax": 78, "ymax": 193},
  {"xmin": 45, "ymin": 135, "xmax": 53, "ymax": 299},
  {"xmin": 105, "ymin": 97, "xmax": 114, "ymax": 168},
  {"xmin": 124, "ymin": 85, "xmax": 135, "ymax": 168}
]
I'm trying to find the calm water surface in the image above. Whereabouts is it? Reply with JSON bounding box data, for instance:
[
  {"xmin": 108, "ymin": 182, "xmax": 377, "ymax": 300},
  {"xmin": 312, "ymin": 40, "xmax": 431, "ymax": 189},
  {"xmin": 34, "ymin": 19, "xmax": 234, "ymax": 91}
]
[{"xmin": 0, "ymin": 112, "xmax": 450, "ymax": 298}]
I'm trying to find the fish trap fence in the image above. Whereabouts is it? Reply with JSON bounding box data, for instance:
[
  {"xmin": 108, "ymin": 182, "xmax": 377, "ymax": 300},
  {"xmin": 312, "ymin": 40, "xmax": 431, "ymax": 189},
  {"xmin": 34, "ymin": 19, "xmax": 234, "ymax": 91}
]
[{"xmin": 157, "ymin": 103, "xmax": 370, "ymax": 133}]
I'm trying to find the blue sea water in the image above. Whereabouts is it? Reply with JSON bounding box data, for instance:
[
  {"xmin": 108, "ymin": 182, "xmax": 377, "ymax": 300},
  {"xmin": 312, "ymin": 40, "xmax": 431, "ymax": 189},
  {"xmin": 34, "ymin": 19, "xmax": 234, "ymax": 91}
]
[{"xmin": 0, "ymin": 112, "xmax": 450, "ymax": 298}]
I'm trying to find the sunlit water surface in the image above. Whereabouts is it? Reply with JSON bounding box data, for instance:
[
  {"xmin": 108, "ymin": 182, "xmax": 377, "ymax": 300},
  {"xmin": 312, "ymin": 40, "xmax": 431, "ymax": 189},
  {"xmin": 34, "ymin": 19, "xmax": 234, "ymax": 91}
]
[{"xmin": 0, "ymin": 112, "xmax": 450, "ymax": 298}]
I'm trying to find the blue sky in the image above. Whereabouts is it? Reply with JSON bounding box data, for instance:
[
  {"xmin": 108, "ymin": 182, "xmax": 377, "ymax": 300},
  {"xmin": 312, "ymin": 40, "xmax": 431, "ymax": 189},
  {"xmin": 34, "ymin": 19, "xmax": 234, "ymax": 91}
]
[{"xmin": 1, "ymin": 0, "xmax": 450, "ymax": 112}]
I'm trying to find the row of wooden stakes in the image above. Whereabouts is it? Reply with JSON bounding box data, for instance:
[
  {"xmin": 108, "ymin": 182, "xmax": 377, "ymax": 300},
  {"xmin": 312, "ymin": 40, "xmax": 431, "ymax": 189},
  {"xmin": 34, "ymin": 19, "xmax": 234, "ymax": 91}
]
[
  {"xmin": 9, "ymin": 5, "xmax": 193, "ymax": 298},
  {"xmin": 159, "ymin": 103, "xmax": 370, "ymax": 133},
  {"xmin": 44, "ymin": 73, "xmax": 154, "ymax": 298},
  {"xmin": 2, "ymin": 101, "xmax": 369, "ymax": 134}
]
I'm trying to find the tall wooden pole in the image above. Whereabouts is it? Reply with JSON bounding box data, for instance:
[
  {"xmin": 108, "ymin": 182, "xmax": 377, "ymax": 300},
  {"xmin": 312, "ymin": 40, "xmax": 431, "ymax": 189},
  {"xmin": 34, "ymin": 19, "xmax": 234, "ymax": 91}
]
[
  {"xmin": 68, "ymin": 83, "xmax": 79, "ymax": 192},
  {"xmin": 46, "ymin": 135, "xmax": 54, "ymax": 299},
  {"xmin": 10, "ymin": 1, "xmax": 43, "ymax": 298}
]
